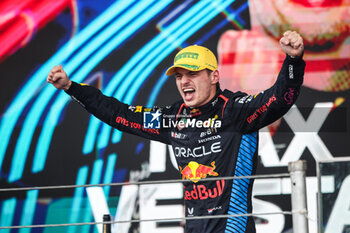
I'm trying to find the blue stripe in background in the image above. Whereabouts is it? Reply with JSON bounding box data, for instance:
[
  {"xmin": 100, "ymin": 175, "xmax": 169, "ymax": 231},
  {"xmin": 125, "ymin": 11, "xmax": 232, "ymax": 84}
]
[
  {"xmin": 81, "ymin": 159, "xmax": 104, "ymax": 232},
  {"xmin": 103, "ymin": 153, "xmax": 117, "ymax": 197},
  {"xmin": 225, "ymin": 132, "xmax": 257, "ymax": 233},
  {"xmin": 0, "ymin": 198, "xmax": 17, "ymax": 233},
  {"xmin": 19, "ymin": 190, "xmax": 39, "ymax": 233},
  {"xmin": 68, "ymin": 166, "xmax": 89, "ymax": 233}
]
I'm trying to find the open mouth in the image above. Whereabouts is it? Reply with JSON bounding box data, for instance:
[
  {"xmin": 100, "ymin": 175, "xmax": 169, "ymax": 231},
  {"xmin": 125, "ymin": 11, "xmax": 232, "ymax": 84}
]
[{"xmin": 183, "ymin": 88, "xmax": 195, "ymax": 101}]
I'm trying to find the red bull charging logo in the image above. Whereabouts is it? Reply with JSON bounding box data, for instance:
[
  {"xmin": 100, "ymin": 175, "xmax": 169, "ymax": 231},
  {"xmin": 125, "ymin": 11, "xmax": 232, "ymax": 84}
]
[{"xmin": 179, "ymin": 161, "xmax": 218, "ymax": 183}]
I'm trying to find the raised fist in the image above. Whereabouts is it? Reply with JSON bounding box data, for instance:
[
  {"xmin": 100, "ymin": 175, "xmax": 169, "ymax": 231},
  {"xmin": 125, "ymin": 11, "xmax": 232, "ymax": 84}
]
[
  {"xmin": 279, "ymin": 30, "xmax": 304, "ymax": 58},
  {"xmin": 47, "ymin": 65, "xmax": 71, "ymax": 90}
]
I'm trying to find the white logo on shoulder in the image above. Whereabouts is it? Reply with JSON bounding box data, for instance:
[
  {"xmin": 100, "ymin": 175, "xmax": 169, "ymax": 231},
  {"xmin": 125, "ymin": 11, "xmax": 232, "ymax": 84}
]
[{"xmin": 235, "ymin": 95, "xmax": 253, "ymax": 104}]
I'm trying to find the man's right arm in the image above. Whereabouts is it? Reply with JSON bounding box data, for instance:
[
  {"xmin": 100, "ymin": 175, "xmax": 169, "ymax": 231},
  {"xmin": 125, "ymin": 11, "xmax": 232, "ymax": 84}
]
[{"xmin": 47, "ymin": 66, "xmax": 170, "ymax": 144}]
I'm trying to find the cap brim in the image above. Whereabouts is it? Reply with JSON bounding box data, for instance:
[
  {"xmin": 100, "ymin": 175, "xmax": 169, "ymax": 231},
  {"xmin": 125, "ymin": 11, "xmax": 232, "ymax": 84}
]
[{"xmin": 165, "ymin": 66, "xmax": 177, "ymax": 76}]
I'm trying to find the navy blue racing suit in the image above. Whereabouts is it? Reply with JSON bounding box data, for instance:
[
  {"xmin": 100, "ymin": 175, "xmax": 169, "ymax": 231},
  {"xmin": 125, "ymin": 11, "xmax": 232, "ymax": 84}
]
[{"xmin": 66, "ymin": 55, "xmax": 305, "ymax": 233}]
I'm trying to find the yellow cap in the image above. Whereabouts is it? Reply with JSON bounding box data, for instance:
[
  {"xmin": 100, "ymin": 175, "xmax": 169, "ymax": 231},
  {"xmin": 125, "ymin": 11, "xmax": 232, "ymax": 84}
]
[{"xmin": 166, "ymin": 45, "xmax": 218, "ymax": 76}]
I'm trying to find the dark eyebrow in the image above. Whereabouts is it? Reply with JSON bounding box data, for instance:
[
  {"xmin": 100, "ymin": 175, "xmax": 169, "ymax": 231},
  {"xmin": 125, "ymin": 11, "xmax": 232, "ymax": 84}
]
[
  {"xmin": 188, "ymin": 71, "xmax": 199, "ymax": 75},
  {"xmin": 174, "ymin": 70, "xmax": 199, "ymax": 76}
]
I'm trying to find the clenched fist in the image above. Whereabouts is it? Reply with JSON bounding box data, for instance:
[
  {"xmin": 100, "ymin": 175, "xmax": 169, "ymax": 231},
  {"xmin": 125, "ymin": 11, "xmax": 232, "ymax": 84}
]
[
  {"xmin": 280, "ymin": 31, "xmax": 304, "ymax": 58},
  {"xmin": 47, "ymin": 65, "xmax": 72, "ymax": 91}
]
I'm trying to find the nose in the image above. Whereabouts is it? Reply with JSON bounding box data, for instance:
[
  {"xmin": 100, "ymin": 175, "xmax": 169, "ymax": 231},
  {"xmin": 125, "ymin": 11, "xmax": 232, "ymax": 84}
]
[{"xmin": 181, "ymin": 75, "xmax": 190, "ymax": 85}]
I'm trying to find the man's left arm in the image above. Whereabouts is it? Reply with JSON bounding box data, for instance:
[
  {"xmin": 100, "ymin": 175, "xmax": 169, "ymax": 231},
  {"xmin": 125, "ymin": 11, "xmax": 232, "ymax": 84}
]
[{"xmin": 232, "ymin": 31, "xmax": 306, "ymax": 133}]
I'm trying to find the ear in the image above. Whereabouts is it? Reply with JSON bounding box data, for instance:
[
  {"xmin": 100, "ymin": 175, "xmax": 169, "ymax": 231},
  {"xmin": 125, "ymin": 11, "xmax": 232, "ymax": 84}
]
[{"xmin": 211, "ymin": 70, "xmax": 220, "ymax": 85}]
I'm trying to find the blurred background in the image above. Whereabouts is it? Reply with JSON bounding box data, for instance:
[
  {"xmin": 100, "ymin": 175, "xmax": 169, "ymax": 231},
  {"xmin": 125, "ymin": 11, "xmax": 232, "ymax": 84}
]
[{"xmin": 0, "ymin": 0, "xmax": 349, "ymax": 232}]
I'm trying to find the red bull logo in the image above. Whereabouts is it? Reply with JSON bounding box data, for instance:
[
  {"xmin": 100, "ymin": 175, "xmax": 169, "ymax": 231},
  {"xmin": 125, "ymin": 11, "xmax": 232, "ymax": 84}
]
[
  {"xmin": 184, "ymin": 180, "xmax": 225, "ymax": 200},
  {"xmin": 179, "ymin": 161, "xmax": 218, "ymax": 183}
]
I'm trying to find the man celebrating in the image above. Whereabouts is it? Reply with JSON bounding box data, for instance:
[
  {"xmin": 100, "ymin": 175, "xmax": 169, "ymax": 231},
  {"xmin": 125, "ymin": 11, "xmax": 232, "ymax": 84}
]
[{"xmin": 47, "ymin": 31, "xmax": 305, "ymax": 233}]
